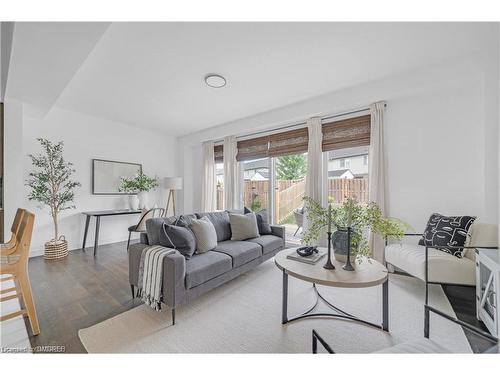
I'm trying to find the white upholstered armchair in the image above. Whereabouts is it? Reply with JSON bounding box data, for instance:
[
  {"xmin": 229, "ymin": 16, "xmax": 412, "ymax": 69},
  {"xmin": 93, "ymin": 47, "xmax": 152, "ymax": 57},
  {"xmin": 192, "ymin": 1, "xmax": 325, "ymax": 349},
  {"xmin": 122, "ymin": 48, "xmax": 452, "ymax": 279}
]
[{"xmin": 384, "ymin": 223, "xmax": 498, "ymax": 286}]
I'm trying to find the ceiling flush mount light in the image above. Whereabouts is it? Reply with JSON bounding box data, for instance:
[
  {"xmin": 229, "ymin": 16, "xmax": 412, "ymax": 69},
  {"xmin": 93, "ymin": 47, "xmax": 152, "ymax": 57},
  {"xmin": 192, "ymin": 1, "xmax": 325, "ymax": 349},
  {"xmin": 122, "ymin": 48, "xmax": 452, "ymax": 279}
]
[{"xmin": 205, "ymin": 74, "xmax": 226, "ymax": 88}]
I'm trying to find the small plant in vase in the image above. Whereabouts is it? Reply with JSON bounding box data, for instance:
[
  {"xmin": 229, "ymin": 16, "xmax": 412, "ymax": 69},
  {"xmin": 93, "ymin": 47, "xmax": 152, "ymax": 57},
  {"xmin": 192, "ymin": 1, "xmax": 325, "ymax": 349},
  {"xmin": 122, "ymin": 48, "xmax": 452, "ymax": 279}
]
[
  {"xmin": 26, "ymin": 138, "xmax": 81, "ymax": 260},
  {"xmin": 302, "ymin": 196, "xmax": 409, "ymax": 268},
  {"xmin": 119, "ymin": 172, "xmax": 158, "ymax": 210}
]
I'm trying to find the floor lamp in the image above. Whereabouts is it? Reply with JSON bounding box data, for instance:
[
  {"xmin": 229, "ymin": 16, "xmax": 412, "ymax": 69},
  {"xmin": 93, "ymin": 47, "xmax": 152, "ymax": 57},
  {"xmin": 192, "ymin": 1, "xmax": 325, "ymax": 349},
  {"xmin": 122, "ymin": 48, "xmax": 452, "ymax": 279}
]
[{"xmin": 163, "ymin": 177, "xmax": 183, "ymax": 217}]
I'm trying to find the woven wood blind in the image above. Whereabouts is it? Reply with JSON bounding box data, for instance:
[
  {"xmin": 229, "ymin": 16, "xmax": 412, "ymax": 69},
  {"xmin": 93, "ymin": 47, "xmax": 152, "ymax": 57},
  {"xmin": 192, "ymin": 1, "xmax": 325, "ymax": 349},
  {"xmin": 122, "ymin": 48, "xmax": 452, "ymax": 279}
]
[
  {"xmin": 268, "ymin": 128, "xmax": 308, "ymax": 157},
  {"xmin": 322, "ymin": 115, "xmax": 371, "ymax": 152},
  {"xmin": 236, "ymin": 135, "xmax": 270, "ymax": 161},
  {"xmin": 214, "ymin": 144, "xmax": 224, "ymax": 163}
]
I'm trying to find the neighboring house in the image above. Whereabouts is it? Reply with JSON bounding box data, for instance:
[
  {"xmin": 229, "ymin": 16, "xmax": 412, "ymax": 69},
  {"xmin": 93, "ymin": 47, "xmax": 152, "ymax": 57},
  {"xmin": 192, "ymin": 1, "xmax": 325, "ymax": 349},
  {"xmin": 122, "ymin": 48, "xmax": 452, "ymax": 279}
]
[
  {"xmin": 217, "ymin": 158, "xmax": 270, "ymax": 183},
  {"xmin": 328, "ymin": 169, "xmax": 355, "ymax": 179},
  {"xmin": 328, "ymin": 145, "xmax": 369, "ymax": 176},
  {"xmin": 250, "ymin": 170, "xmax": 270, "ymax": 181}
]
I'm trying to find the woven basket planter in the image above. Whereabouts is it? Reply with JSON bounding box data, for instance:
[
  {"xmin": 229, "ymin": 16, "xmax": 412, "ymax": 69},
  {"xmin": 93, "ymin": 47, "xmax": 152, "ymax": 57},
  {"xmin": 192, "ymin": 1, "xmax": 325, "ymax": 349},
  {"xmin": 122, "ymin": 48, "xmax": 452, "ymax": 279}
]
[{"xmin": 44, "ymin": 236, "xmax": 68, "ymax": 260}]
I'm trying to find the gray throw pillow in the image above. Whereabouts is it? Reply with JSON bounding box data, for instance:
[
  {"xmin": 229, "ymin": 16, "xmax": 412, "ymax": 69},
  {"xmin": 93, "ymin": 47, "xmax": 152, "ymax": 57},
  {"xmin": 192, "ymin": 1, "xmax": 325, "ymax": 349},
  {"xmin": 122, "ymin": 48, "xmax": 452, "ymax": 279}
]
[
  {"xmin": 146, "ymin": 216, "xmax": 176, "ymax": 245},
  {"xmin": 173, "ymin": 214, "xmax": 197, "ymax": 228},
  {"xmin": 159, "ymin": 223, "xmax": 196, "ymax": 259},
  {"xmin": 229, "ymin": 212, "xmax": 260, "ymax": 241},
  {"xmin": 244, "ymin": 207, "xmax": 272, "ymax": 235},
  {"xmin": 195, "ymin": 211, "xmax": 231, "ymax": 242},
  {"xmin": 190, "ymin": 217, "xmax": 218, "ymax": 254}
]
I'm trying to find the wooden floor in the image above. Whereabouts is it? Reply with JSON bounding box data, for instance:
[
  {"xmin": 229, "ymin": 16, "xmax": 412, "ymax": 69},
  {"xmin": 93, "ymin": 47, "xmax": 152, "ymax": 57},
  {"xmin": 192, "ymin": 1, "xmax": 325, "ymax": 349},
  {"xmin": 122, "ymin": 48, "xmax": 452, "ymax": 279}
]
[
  {"xmin": 26, "ymin": 241, "xmax": 142, "ymax": 353},
  {"xmin": 18, "ymin": 240, "xmax": 492, "ymax": 353}
]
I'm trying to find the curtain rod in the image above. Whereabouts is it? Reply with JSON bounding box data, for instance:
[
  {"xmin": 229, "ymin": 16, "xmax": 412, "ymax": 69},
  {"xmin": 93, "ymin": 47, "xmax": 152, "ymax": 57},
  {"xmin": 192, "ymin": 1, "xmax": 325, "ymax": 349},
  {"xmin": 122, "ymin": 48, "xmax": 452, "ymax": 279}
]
[{"xmin": 213, "ymin": 102, "xmax": 386, "ymax": 144}]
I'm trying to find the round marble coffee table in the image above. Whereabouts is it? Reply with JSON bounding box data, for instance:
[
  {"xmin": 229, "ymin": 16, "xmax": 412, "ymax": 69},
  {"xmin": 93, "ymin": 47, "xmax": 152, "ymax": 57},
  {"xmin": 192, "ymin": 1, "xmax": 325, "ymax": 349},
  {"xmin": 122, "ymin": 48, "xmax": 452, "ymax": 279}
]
[{"xmin": 274, "ymin": 247, "xmax": 389, "ymax": 331}]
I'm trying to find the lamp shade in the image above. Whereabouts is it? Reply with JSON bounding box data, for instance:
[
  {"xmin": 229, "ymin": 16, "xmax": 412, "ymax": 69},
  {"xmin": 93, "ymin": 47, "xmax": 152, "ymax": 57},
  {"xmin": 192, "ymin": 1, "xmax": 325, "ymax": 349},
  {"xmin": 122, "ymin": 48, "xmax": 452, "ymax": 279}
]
[{"xmin": 163, "ymin": 177, "xmax": 183, "ymax": 190}]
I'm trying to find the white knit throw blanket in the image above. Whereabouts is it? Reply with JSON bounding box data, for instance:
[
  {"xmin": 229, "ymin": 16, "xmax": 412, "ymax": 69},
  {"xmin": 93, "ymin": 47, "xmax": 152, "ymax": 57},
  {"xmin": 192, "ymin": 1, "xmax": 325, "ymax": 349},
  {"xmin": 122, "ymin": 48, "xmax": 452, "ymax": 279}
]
[{"xmin": 137, "ymin": 245, "xmax": 176, "ymax": 311}]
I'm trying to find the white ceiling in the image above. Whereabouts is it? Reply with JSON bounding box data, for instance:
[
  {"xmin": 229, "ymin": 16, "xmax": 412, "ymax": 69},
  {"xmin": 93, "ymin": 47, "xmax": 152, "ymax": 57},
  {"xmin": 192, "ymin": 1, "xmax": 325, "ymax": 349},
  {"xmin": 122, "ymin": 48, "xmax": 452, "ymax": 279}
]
[{"xmin": 6, "ymin": 22, "xmax": 497, "ymax": 136}]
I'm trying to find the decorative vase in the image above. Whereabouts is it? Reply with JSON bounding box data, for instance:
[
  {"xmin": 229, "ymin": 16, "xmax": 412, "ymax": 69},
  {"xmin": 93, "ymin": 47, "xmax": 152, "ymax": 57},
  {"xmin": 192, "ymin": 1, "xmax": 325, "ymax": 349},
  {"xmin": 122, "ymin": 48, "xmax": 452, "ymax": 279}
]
[
  {"xmin": 137, "ymin": 191, "xmax": 148, "ymax": 210},
  {"xmin": 332, "ymin": 229, "xmax": 349, "ymax": 263},
  {"xmin": 332, "ymin": 228, "xmax": 357, "ymax": 269},
  {"xmin": 129, "ymin": 194, "xmax": 139, "ymax": 210},
  {"xmin": 44, "ymin": 236, "xmax": 68, "ymax": 260}
]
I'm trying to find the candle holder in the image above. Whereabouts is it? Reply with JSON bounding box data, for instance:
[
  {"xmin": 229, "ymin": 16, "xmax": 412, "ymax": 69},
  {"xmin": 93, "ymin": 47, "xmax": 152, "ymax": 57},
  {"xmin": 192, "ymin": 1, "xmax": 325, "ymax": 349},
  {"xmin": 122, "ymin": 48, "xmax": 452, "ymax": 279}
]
[
  {"xmin": 342, "ymin": 226, "xmax": 355, "ymax": 271},
  {"xmin": 323, "ymin": 231, "xmax": 335, "ymax": 270}
]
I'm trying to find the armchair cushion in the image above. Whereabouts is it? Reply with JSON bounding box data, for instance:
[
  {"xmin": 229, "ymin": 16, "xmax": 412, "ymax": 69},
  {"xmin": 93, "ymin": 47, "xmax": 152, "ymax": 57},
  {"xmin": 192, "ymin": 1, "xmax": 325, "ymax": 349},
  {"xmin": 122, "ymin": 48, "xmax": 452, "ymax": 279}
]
[{"xmin": 385, "ymin": 243, "xmax": 475, "ymax": 285}]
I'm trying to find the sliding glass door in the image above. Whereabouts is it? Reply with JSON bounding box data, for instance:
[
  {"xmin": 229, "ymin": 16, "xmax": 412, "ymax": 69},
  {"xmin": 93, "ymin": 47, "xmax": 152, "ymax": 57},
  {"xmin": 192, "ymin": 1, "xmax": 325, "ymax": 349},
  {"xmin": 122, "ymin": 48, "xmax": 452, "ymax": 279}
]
[
  {"xmin": 241, "ymin": 157, "xmax": 271, "ymax": 212},
  {"xmin": 272, "ymin": 152, "xmax": 307, "ymax": 245}
]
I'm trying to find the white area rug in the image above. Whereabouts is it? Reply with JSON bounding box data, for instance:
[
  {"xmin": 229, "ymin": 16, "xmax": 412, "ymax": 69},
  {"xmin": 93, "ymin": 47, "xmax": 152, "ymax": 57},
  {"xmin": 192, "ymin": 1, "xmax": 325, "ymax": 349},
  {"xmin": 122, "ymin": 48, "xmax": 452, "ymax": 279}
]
[{"xmin": 79, "ymin": 259, "xmax": 471, "ymax": 353}]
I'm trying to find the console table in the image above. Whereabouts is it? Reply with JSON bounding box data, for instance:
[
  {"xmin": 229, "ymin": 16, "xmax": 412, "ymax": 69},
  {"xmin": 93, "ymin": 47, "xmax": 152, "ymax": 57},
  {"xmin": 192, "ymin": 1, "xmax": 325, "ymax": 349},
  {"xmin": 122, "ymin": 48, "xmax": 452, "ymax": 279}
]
[{"xmin": 82, "ymin": 209, "xmax": 142, "ymax": 256}]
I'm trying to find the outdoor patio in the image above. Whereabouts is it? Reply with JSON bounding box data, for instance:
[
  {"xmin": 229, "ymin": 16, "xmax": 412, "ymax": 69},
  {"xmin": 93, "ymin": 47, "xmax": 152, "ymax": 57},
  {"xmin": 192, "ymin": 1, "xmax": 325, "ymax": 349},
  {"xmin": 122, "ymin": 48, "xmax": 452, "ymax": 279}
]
[{"xmin": 283, "ymin": 223, "xmax": 303, "ymax": 246}]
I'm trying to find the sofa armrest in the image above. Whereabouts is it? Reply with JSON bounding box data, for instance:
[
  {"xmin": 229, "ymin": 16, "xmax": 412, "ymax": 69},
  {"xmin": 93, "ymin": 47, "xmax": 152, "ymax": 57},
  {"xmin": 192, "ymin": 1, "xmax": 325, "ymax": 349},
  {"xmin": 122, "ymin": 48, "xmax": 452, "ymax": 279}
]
[
  {"xmin": 271, "ymin": 225, "xmax": 286, "ymax": 242},
  {"xmin": 128, "ymin": 243, "xmax": 148, "ymax": 286},
  {"xmin": 161, "ymin": 250, "xmax": 187, "ymax": 308},
  {"xmin": 128, "ymin": 243, "xmax": 187, "ymax": 308}
]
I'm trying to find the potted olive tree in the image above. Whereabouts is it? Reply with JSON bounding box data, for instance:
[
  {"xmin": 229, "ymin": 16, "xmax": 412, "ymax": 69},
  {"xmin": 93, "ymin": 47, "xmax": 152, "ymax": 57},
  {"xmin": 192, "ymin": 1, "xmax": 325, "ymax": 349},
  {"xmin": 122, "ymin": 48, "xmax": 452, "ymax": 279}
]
[
  {"xmin": 119, "ymin": 172, "xmax": 158, "ymax": 210},
  {"xmin": 26, "ymin": 138, "xmax": 81, "ymax": 260},
  {"xmin": 302, "ymin": 196, "xmax": 409, "ymax": 265}
]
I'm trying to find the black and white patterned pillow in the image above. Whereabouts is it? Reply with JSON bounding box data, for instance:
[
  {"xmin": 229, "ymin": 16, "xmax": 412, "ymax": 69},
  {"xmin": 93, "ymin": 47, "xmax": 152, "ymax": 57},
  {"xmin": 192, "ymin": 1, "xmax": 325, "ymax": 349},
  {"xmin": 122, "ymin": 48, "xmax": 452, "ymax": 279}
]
[{"xmin": 419, "ymin": 213, "xmax": 476, "ymax": 258}]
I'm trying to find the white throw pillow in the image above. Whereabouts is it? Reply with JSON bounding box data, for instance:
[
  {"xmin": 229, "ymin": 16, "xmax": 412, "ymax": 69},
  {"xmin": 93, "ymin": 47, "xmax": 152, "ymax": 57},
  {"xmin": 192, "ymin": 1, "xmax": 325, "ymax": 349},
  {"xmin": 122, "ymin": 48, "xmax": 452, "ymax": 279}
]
[
  {"xmin": 229, "ymin": 212, "xmax": 260, "ymax": 241},
  {"xmin": 190, "ymin": 216, "xmax": 218, "ymax": 254}
]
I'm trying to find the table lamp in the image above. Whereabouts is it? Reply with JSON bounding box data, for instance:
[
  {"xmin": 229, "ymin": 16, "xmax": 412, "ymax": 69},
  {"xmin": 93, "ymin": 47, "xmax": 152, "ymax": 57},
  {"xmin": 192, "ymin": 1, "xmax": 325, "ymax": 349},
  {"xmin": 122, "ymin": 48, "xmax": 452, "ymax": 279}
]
[{"xmin": 163, "ymin": 177, "xmax": 183, "ymax": 216}]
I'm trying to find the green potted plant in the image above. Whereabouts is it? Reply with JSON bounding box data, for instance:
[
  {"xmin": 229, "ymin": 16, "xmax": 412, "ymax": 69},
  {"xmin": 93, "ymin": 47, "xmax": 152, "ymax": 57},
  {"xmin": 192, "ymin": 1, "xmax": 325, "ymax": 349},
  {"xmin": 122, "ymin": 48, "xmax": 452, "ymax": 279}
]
[
  {"xmin": 302, "ymin": 196, "xmax": 409, "ymax": 265},
  {"xmin": 26, "ymin": 138, "xmax": 81, "ymax": 260},
  {"xmin": 119, "ymin": 172, "xmax": 158, "ymax": 210}
]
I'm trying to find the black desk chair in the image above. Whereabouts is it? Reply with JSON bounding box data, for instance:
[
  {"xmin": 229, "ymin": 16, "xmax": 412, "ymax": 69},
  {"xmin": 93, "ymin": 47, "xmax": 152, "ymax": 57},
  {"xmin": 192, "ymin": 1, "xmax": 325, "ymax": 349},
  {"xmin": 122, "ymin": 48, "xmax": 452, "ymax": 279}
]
[{"xmin": 127, "ymin": 207, "xmax": 165, "ymax": 251}]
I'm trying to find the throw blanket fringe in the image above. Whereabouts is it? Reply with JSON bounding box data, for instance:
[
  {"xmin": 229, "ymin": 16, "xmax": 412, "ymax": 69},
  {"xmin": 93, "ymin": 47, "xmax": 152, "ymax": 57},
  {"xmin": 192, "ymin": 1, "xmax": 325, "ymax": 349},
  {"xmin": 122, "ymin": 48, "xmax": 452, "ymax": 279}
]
[{"xmin": 137, "ymin": 245, "xmax": 176, "ymax": 311}]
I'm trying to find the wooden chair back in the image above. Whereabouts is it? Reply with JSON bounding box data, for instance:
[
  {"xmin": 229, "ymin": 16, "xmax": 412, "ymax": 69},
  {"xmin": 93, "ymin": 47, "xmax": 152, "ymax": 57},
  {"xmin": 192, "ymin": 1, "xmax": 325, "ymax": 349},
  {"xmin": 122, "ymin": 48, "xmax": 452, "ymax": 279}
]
[
  {"xmin": 11, "ymin": 208, "xmax": 26, "ymax": 236},
  {"xmin": 13, "ymin": 211, "xmax": 35, "ymax": 264},
  {"xmin": 1, "ymin": 208, "xmax": 25, "ymax": 246}
]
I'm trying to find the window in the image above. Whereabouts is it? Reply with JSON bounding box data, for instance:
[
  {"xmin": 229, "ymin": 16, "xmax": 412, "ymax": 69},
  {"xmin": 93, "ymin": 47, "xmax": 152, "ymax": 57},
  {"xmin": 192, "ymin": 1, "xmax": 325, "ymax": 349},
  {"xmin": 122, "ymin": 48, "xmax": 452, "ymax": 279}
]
[
  {"xmin": 339, "ymin": 158, "xmax": 350, "ymax": 169},
  {"xmin": 215, "ymin": 162, "xmax": 224, "ymax": 210},
  {"xmin": 326, "ymin": 145, "xmax": 369, "ymax": 204}
]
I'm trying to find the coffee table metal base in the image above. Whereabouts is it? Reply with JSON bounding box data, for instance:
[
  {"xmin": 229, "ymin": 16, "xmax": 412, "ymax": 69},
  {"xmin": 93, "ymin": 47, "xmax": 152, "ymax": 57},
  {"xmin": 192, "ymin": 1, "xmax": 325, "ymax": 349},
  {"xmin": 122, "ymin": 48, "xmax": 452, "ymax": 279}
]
[{"xmin": 281, "ymin": 271, "xmax": 389, "ymax": 331}]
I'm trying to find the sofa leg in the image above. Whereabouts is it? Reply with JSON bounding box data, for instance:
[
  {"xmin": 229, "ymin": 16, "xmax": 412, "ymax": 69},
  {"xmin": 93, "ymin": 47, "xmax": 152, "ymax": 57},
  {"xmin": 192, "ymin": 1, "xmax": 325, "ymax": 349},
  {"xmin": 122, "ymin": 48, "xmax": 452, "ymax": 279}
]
[
  {"xmin": 130, "ymin": 284, "xmax": 135, "ymax": 299},
  {"xmin": 172, "ymin": 308, "xmax": 176, "ymax": 325}
]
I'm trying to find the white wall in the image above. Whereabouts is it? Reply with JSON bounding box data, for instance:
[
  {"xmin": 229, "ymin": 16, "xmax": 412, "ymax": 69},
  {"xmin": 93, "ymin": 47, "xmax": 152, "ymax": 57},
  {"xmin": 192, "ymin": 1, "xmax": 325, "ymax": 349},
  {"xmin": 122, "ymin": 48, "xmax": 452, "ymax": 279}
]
[
  {"xmin": 179, "ymin": 50, "xmax": 499, "ymax": 232},
  {"xmin": 3, "ymin": 99, "xmax": 24, "ymax": 240},
  {"xmin": 16, "ymin": 106, "xmax": 177, "ymax": 256}
]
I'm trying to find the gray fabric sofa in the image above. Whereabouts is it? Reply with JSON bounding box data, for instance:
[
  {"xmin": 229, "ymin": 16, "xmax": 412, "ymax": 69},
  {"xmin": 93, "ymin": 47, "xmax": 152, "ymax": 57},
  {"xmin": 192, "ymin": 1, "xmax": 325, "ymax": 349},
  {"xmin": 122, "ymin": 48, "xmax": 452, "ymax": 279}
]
[{"xmin": 128, "ymin": 210, "xmax": 285, "ymax": 324}]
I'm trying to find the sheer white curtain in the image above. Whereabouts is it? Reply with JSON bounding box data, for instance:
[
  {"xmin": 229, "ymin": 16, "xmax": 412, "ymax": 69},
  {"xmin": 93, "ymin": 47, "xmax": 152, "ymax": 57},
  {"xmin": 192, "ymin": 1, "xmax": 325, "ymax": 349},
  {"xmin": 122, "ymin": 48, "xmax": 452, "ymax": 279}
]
[
  {"xmin": 368, "ymin": 101, "xmax": 388, "ymax": 262},
  {"xmin": 304, "ymin": 117, "xmax": 323, "ymax": 230},
  {"xmin": 223, "ymin": 135, "xmax": 242, "ymax": 210},
  {"xmin": 201, "ymin": 141, "xmax": 216, "ymax": 212}
]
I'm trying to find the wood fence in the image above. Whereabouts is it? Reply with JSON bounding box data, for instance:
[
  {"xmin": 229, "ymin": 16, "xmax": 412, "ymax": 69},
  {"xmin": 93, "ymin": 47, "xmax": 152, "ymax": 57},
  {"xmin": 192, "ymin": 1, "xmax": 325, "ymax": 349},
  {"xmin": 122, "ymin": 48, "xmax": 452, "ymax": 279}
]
[
  {"xmin": 216, "ymin": 176, "xmax": 368, "ymax": 222},
  {"xmin": 328, "ymin": 177, "xmax": 369, "ymax": 203}
]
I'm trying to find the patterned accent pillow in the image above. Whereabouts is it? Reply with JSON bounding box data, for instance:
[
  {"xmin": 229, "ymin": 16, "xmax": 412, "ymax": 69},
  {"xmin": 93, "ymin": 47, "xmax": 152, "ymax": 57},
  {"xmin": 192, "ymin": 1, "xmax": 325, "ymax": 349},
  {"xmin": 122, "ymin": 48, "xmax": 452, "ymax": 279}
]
[{"xmin": 419, "ymin": 213, "xmax": 476, "ymax": 258}]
